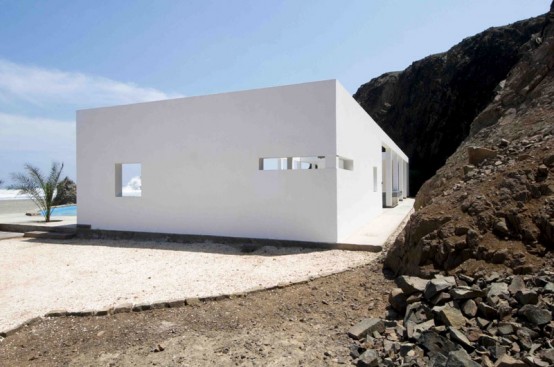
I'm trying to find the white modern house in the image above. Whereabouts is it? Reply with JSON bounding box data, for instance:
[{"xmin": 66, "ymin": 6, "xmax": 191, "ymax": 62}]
[{"xmin": 77, "ymin": 80, "xmax": 408, "ymax": 244}]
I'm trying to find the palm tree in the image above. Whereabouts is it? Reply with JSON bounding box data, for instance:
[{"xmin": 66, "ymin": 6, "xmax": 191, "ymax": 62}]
[{"xmin": 11, "ymin": 162, "xmax": 64, "ymax": 222}]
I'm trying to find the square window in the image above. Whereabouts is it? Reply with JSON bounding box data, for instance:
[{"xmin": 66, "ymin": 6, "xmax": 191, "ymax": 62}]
[{"xmin": 115, "ymin": 163, "xmax": 142, "ymax": 197}]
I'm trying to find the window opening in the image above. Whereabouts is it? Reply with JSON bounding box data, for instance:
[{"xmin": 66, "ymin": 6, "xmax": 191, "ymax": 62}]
[
  {"xmin": 115, "ymin": 163, "xmax": 142, "ymax": 197},
  {"xmin": 337, "ymin": 156, "xmax": 354, "ymax": 171},
  {"xmin": 373, "ymin": 166, "xmax": 378, "ymax": 192},
  {"xmin": 259, "ymin": 156, "xmax": 326, "ymax": 170}
]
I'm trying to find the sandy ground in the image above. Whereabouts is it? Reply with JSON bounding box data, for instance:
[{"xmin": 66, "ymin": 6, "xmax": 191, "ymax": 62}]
[
  {"xmin": 0, "ymin": 199, "xmax": 76, "ymax": 228},
  {"xmin": 0, "ymin": 238, "xmax": 377, "ymax": 333},
  {"xmin": 0, "ymin": 199, "xmax": 36, "ymax": 216}
]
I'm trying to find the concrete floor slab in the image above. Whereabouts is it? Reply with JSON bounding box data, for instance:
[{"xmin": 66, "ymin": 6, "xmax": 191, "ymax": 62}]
[
  {"xmin": 0, "ymin": 200, "xmax": 414, "ymax": 251},
  {"xmin": 342, "ymin": 198, "xmax": 414, "ymax": 247},
  {"xmin": 0, "ymin": 200, "xmax": 76, "ymax": 231},
  {"xmin": 0, "ymin": 231, "xmax": 24, "ymax": 241}
]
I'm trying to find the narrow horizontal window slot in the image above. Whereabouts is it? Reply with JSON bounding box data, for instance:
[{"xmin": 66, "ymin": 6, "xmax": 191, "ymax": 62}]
[
  {"xmin": 337, "ymin": 156, "xmax": 354, "ymax": 171},
  {"xmin": 259, "ymin": 156, "xmax": 326, "ymax": 170}
]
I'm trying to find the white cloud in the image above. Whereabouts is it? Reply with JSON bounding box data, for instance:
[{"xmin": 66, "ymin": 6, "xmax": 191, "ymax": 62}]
[
  {"xmin": 0, "ymin": 112, "xmax": 74, "ymax": 152},
  {"xmin": 0, "ymin": 59, "xmax": 182, "ymax": 184},
  {"xmin": 123, "ymin": 176, "xmax": 142, "ymax": 197},
  {"xmin": 0, "ymin": 112, "xmax": 75, "ymax": 184},
  {"xmin": 0, "ymin": 58, "xmax": 182, "ymax": 108}
]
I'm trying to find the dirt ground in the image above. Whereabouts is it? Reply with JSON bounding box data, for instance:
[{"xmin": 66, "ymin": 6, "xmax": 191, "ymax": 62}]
[
  {"xmin": 0, "ymin": 237, "xmax": 377, "ymax": 333},
  {"xmin": 0, "ymin": 253, "xmax": 395, "ymax": 366}
]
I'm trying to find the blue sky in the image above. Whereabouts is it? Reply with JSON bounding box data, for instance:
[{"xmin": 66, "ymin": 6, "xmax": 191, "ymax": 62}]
[{"xmin": 0, "ymin": 0, "xmax": 550, "ymax": 185}]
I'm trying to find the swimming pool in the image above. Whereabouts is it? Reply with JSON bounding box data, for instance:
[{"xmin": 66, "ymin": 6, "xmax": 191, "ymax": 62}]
[{"xmin": 41, "ymin": 205, "xmax": 77, "ymax": 216}]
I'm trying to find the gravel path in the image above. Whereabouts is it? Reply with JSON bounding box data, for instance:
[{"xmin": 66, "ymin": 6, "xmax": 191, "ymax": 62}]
[{"xmin": 0, "ymin": 238, "xmax": 377, "ymax": 333}]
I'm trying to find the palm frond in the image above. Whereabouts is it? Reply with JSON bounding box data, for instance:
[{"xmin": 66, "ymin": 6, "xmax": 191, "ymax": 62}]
[{"xmin": 10, "ymin": 162, "xmax": 65, "ymax": 222}]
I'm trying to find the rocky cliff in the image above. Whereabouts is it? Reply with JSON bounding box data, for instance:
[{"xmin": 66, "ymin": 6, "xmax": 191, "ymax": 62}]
[
  {"xmin": 354, "ymin": 16, "xmax": 544, "ymax": 195},
  {"xmin": 384, "ymin": 3, "xmax": 554, "ymax": 277}
]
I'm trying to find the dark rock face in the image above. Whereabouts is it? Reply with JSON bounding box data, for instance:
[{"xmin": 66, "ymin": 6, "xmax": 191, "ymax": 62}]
[
  {"xmin": 384, "ymin": 4, "xmax": 554, "ymax": 276},
  {"xmin": 354, "ymin": 17, "xmax": 544, "ymax": 195},
  {"xmin": 518, "ymin": 304, "xmax": 552, "ymax": 325}
]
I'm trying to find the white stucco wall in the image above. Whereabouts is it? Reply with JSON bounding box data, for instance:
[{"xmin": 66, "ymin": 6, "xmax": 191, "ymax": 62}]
[
  {"xmin": 77, "ymin": 80, "xmax": 338, "ymax": 242},
  {"xmin": 336, "ymin": 82, "xmax": 381, "ymax": 241},
  {"xmin": 335, "ymin": 81, "xmax": 408, "ymax": 241}
]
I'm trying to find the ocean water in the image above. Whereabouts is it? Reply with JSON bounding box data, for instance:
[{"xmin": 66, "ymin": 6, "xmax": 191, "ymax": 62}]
[{"xmin": 0, "ymin": 189, "xmax": 31, "ymax": 200}]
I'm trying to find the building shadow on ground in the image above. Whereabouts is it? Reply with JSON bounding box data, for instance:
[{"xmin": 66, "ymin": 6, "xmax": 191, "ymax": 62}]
[{"xmin": 17, "ymin": 236, "xmax": 343, "ymax": 257}]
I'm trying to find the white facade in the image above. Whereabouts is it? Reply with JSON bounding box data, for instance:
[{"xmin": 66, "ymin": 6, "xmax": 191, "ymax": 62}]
[{"xmin": 77, "ymin": 80, "xmax": 408, "ymax": 243}]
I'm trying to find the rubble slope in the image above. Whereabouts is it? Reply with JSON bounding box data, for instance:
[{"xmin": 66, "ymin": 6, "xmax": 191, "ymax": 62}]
[{"xmin": 384, "ymin": 4, "xmax": 554, "ymax": 277}]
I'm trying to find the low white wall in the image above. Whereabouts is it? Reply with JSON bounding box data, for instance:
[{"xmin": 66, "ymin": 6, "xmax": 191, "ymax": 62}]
[
  {"xmin": 77, "ymin": 80, "xmax": 339, "ymax": 242},
  {"xmin": 335, "ymin": 81, "xmax": 408, "ymax": 241},
  {"xmin": 335, "ymin": 82, "xmax": 383, "ymax": 241}
]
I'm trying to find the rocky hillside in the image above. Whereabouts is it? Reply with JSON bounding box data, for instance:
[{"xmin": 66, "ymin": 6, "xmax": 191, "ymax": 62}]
[
  {"xmin": 384, "ymin": 3, "xmax": 554, "ymax": 277},
  {"xmin": 354, "ymin": 15, "xmax": 545, "ymax": 195},
  {"xmin": 347, "ymin": 272, "xmax": 554, "ymax": 366}
]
